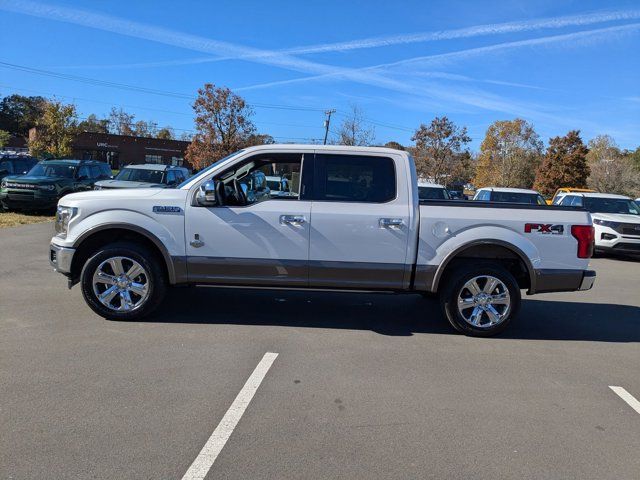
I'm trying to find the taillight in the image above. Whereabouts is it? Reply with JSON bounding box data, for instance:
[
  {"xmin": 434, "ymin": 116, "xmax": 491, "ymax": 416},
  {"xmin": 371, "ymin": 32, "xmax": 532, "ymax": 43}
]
[{"xmin": 571, "ymin": 225, "xmax": 595, "ymax": 258}]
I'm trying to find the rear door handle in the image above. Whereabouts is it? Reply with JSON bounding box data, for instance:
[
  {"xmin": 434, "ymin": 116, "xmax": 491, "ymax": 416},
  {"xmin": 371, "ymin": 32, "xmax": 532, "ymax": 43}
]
[
  {"xmin": 379, "ymin": 218, "xmax": 404, "ymax": 229},
  {"xmin": 280, "ymin": 215, "xmax": 306, "ymax": 225}
]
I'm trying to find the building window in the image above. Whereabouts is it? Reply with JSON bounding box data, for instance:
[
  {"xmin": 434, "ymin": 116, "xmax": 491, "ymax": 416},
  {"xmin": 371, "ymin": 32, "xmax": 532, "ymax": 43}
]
[
  {"xmin": 145, "ymin": 155, "xmax": 163, "ymax": 164},
  {"xmin": 170, "ymin": 156, "xmax": 184, "ymax": 166}
]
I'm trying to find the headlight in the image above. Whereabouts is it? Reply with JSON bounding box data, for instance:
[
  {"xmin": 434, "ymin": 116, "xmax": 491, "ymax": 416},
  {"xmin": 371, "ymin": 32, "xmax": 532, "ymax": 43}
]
[
  {"xmin": 593, "ymin": 219, "xmax": 620, "ymax": 228},
  {"xmin": 54, "ymin": 206, "xmax": 78, "ymax": 238},
  {"xmin": 38, "ymin": 184, "xmax": 56, "ymax": 191},
  {"xmin": 0, "ymin": 179, "xmax": 6, "ymax": 189}
]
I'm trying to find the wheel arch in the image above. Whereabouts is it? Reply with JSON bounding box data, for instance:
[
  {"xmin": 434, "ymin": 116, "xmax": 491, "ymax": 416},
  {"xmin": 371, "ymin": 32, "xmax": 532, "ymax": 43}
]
[
  {"xmin": 432, "ymin": 240, "xmax": 536, "ymax": 293},
  {"xmin": 69, "ymin": 224, "xmax": 183, "ymax": 286}
]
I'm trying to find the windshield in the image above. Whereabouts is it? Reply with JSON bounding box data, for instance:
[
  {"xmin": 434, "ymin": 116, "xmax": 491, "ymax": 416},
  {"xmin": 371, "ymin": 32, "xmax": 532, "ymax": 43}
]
[
  {"xmin": 116, "ymin": 168, "xmax": 165, "ymax": 184},
  {"xmin": 418, "ymin": 186, "xmax": 451, "ymax": 200},
  {"xmin": 584, "ymin": 197, "xmax": 640, "ymax": 215},
  {"xmin": 177, "ymin": 150, "xmax": 245, "ymax": 188},
  {"xmin": 491, "ymin": 191, "xmax": 546, "ymax": 205},
  {"xmin": 27, "ymin": 162, "xmax": 76, "ymax": 178}
]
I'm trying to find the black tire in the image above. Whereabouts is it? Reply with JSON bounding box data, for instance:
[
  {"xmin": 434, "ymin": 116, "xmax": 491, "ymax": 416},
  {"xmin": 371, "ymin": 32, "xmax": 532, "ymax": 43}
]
[
  {"xmin": 80, "ymin": 241, "xmax": 167, "ymax": 321},
  {"xmin": 439, "ymin": 262, "xmax": 521, "ymax": 337}
]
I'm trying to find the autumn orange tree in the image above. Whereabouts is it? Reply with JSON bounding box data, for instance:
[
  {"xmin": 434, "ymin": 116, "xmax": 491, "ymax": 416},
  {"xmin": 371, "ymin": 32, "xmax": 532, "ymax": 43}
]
[
  {"xmin": 186, "ymin": 84, "xmax": 257, "ymax": 170},
  {"xmin": 534, "ymin": 130, "xmax": 589, "ymax": 196},
  {"xmin": 473, "ymin": 119, "xmax": 542, "ymax": 189}
]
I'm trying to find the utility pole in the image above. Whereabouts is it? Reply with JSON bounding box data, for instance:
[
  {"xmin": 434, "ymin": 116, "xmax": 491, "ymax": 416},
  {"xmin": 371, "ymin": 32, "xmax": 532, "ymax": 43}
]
[{"xmin": 323, "ymin": 109, "xmax": 335, "ymax": 145}]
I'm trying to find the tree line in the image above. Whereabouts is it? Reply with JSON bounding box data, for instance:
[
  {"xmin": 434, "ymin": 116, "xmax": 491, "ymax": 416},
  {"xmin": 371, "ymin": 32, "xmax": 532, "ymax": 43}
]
[
  {"xmin": 1, "ymin": 88, "xmax": 639, "ymax": 197},
  {"xmin": 0, "ymin": 94, "xmax": 184, "ymax": 157},
  {"xmin": 184, "ymin": 84, "xmax": 640, "ymax": 196},
  {"xmin": 406, "ymin": 117, "xmax": 640, "ymax": 197}
]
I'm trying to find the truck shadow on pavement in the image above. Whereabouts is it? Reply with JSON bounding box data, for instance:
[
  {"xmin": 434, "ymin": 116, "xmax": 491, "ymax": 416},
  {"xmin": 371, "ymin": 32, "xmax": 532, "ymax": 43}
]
[{"xmin": 139, "ymin": 287, "xmax": 640, "ymax": 342}]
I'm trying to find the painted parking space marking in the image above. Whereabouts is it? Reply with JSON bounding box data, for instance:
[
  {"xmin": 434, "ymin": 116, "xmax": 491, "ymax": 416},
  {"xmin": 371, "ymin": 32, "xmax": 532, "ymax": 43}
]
[
  {"xmin": 181, "ymin": 352, "xmax": 279, "ymax": 480},
  {"xmin": 609, "ymin": 386, "xmax": 640, "ymax": 415}
]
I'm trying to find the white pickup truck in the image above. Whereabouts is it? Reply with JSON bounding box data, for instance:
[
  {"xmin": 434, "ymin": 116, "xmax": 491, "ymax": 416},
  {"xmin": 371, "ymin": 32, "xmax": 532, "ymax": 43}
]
[{"xmin": 49, "ymin": 145, "xmax": 596, "ymax": 336}]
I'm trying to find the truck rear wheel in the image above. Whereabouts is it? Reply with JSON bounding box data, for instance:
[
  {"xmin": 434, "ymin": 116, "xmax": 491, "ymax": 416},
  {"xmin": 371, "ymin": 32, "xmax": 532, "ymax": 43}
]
[
  {"xmin": 439, "ymin": 263, "xmax": 520, "ymax": 337},
  {"xmin": 80, "ymin": 242, "xmax": 167, "ymax": 321}
]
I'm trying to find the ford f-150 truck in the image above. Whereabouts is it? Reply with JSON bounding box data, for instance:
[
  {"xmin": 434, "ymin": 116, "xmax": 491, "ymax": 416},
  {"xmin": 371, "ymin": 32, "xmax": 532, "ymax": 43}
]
[{"xmin": 49, "ymin": 145, "xmax": 596, "ymax": 336}]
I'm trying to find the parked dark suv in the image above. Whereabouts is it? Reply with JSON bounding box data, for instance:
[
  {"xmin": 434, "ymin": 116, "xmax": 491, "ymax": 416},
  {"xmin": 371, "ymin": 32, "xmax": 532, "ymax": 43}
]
[
  {"xmin": 0, "ymin": 159, "xmax": 112, "ymax": 211},
  {"xmin": 0, "ymin": 154, "xmax": 38, "ymax": 182}
]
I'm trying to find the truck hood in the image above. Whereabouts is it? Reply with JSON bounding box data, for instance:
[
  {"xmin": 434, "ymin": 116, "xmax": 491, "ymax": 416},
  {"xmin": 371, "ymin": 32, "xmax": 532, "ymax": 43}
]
[
  {"xmin": 3, "ymin": 174, "xmax": 68, "ymax": 185},
  {"xmin": 63, "ymin": 188, "xmax": 165, "ymax": 203},
  {"xmin": 592, "ymin": 212, "xmax": 640, "ymax": 224},
  {"xmin": 95, "ymin": 180, "xmax": 165, "ymax": 189}
]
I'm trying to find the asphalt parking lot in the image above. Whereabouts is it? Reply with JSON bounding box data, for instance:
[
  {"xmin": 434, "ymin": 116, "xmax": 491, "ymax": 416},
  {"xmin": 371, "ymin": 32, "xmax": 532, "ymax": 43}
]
[{"xmin": 1, "ymin": 222, "xmax": 639, "ymax": 480}]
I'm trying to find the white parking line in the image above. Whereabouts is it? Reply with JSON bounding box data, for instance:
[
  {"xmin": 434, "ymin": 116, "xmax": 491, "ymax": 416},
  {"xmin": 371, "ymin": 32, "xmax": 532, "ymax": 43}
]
[
  {"xmin": 609, "ymin": 386, "xmax": 640, "ymax": 415},
  {"xmin": 181, "ymin": 352, "xmax": 279, "ymax": 480}
]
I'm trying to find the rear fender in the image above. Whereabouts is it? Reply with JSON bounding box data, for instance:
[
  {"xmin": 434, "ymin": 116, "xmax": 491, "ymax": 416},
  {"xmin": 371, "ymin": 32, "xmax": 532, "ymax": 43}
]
[{"xmin": 422, "ymin": 226, "xmax": 540, "ymax": 292}]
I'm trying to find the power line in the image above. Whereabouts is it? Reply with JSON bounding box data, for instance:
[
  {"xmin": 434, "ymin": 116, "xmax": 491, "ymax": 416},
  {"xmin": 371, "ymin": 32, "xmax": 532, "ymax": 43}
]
[
  {"xmin": 334, "ymin": 111, "xmax": 415, "ymax": 133},
  {"xmin": 73, "ymin": 116, "xmax": 323, "ymax": 142},
  {"xmin": 0, "ymin": 61, "xmax": 420, "ymax": 136},
  {"xmin": 0, "ymin": 62, "xmax": 327, "ymax": 113},
  {"xmin": 0, "ymin": 84, "xmax": 326, "ymax": 132}
]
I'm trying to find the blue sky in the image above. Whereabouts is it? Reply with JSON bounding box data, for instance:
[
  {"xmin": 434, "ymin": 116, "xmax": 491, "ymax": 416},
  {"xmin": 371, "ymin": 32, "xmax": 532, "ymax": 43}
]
[{"xmin": 0, "ymin": 0, "xmax": 638, "ymax": 149}]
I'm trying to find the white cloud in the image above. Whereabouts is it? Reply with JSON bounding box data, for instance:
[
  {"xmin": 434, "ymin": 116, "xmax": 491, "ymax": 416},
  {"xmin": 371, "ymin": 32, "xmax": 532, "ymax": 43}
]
[
  {"xmin": 283, "ymin": 9, "xmax": 640, "ymax": 55},
  {"xmin": 36, "ymin": 6, "xmax": 640, "ymax": 70},
  {"xmin": 238, "ymin": 23, "xmax": 640, "ymax": 92},
  {"xmin": 1, "ymin": 0, "xmax": 637, "ymax": 132}
]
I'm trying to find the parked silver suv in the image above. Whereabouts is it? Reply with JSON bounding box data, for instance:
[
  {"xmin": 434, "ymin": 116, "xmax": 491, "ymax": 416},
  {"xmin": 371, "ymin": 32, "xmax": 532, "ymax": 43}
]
[{"xmin": 94, "ymin": 164, "xmax": 189, "ymax": 190}]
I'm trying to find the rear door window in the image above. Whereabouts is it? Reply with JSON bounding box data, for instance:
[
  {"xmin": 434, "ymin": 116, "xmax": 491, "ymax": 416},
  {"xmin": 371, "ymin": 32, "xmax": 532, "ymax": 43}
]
[{"xmin": 313, "ymin": 154, "xmax": 396, "ymax": 203}]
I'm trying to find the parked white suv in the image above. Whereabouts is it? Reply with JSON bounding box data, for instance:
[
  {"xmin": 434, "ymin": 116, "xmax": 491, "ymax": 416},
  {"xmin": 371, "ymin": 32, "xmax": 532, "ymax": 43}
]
[
  {"xmin": 558, "ymin": 192, "xmax": 640, "ymax": 255},
  {"xmin": 473, "ymin": 187, "xmax": 547, "ymax": 205},
  {"xmin": 49, "ymin": 145, "xmax": 596, "ymax": 337}
]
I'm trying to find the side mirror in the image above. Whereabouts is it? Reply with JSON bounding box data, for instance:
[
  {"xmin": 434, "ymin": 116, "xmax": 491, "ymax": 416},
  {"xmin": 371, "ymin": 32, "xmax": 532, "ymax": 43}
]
[{"xmin": 196, "ymin": 180, "xmax": 217, "ymax": 206}]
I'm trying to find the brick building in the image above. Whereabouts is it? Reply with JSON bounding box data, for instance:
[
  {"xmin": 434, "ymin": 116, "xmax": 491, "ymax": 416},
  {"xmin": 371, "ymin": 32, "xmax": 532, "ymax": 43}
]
[{"xmin": 27, "ymin": 129, "xmax": 191, "ymax": 170}]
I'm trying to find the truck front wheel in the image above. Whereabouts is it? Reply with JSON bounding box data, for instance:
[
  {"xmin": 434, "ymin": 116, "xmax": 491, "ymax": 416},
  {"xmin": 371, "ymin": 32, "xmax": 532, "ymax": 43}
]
[
  {"xmin": 80, "ymin": 242, "xmax": 167, "ymax": 321},
  {"xmin": 439, "ymin": 263, "xmax": 521, "ymax": 337}
]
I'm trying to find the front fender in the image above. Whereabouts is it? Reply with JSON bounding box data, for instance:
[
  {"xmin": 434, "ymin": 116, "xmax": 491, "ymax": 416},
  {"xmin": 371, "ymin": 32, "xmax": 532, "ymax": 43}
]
[{"xmin": 66, "ymin": 209, "xmax": 183, "ymax": 258}]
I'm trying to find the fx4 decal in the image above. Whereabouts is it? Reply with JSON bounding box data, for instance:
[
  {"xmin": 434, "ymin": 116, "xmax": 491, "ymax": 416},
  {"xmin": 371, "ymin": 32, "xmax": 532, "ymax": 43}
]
[{"xmin": 524, "ymin": 223, "xmax": 564, "ymax": 235}]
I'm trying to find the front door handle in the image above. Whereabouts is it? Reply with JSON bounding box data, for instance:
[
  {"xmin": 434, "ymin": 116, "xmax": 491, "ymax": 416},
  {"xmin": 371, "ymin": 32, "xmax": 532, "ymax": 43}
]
[
  {"xmin": 379, "ymin": 218, "xmax": 404, "ymax": 229},
  {"xmin": 280, "ymin": 215, "xmax": 306, "ymax": 226},
  {"xmin": 190, "ymin": 233, "xmax": 204, "ymax": 248}
]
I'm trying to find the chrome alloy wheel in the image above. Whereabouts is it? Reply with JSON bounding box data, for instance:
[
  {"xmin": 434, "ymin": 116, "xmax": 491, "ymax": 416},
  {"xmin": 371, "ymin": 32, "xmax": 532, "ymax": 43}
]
[
  {"xmin": 92, "ymin": 256, "xmax": 150, "ymax": 312},
  {"xmin": 457, "ymin": 275, "xmax": 511, "ymax": 328}
]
